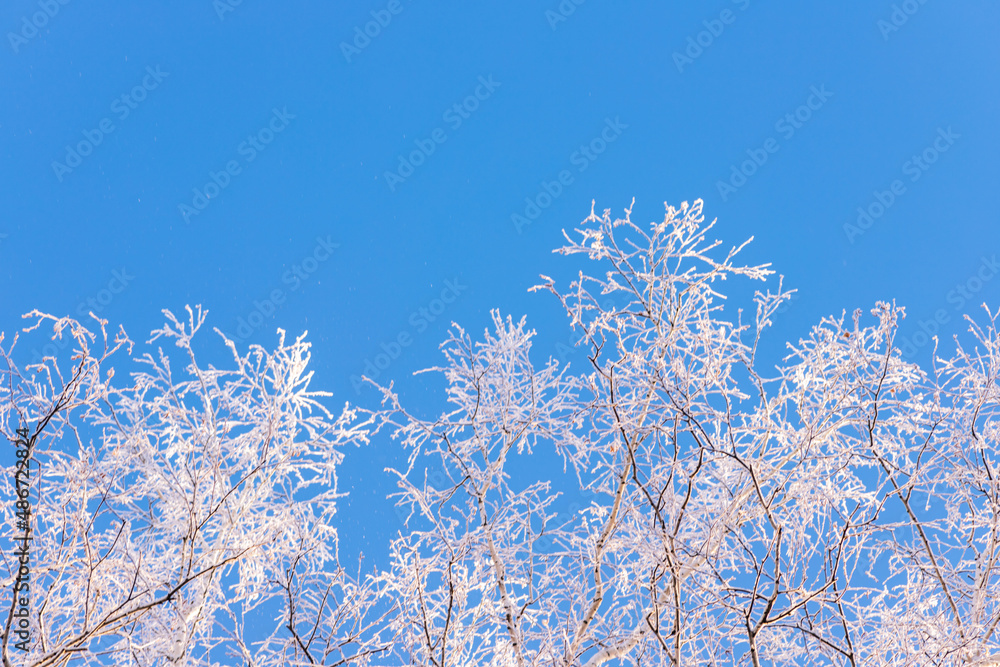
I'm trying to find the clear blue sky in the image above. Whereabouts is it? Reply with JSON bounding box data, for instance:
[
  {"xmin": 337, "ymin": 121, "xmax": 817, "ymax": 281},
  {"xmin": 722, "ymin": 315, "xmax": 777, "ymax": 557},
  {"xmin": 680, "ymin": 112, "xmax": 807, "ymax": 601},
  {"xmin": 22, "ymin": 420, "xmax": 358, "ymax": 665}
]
[{"xmin": 2, "ymin": 1, "xmax": 998, "ymax": 566}]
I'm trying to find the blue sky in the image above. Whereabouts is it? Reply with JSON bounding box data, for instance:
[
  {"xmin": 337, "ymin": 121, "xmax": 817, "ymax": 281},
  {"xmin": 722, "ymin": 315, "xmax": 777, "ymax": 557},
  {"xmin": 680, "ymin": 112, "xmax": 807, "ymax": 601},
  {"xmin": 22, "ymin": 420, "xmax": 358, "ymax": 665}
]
[{"xmin": 2, "ymin": 1, "xmax": 999, "ymax": 567}]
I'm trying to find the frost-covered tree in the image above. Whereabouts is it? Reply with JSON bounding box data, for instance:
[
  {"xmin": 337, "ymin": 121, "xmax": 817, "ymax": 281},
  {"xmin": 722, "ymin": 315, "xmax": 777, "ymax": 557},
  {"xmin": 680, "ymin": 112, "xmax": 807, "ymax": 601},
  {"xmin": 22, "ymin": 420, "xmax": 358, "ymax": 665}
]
[
  {"xmin": 370, "ymin": 199, "xmax": 1000, "ymax": 666},
  {"xmin": 2, "ymin": 198, "xmax": 999, "ymax": 667},
  {"xmin": 0, "ymin": 307, "xmax": 393, "ymax": 666}
]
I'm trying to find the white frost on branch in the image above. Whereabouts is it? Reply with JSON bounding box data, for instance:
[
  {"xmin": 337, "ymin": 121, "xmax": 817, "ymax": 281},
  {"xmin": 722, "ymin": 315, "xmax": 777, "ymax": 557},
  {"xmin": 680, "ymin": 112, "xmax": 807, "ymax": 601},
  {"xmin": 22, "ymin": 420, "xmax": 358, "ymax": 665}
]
[
  {"xmin": 0, "ymin": 306, "xmax": 394, "ymax": 666},
  {"xmin": 2, "ymin": 198, "xmax": 998, "ymax": 667},
  {"xmin": 372, "ymin": 199, "xmax": 1000, "ymax": 667}
]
